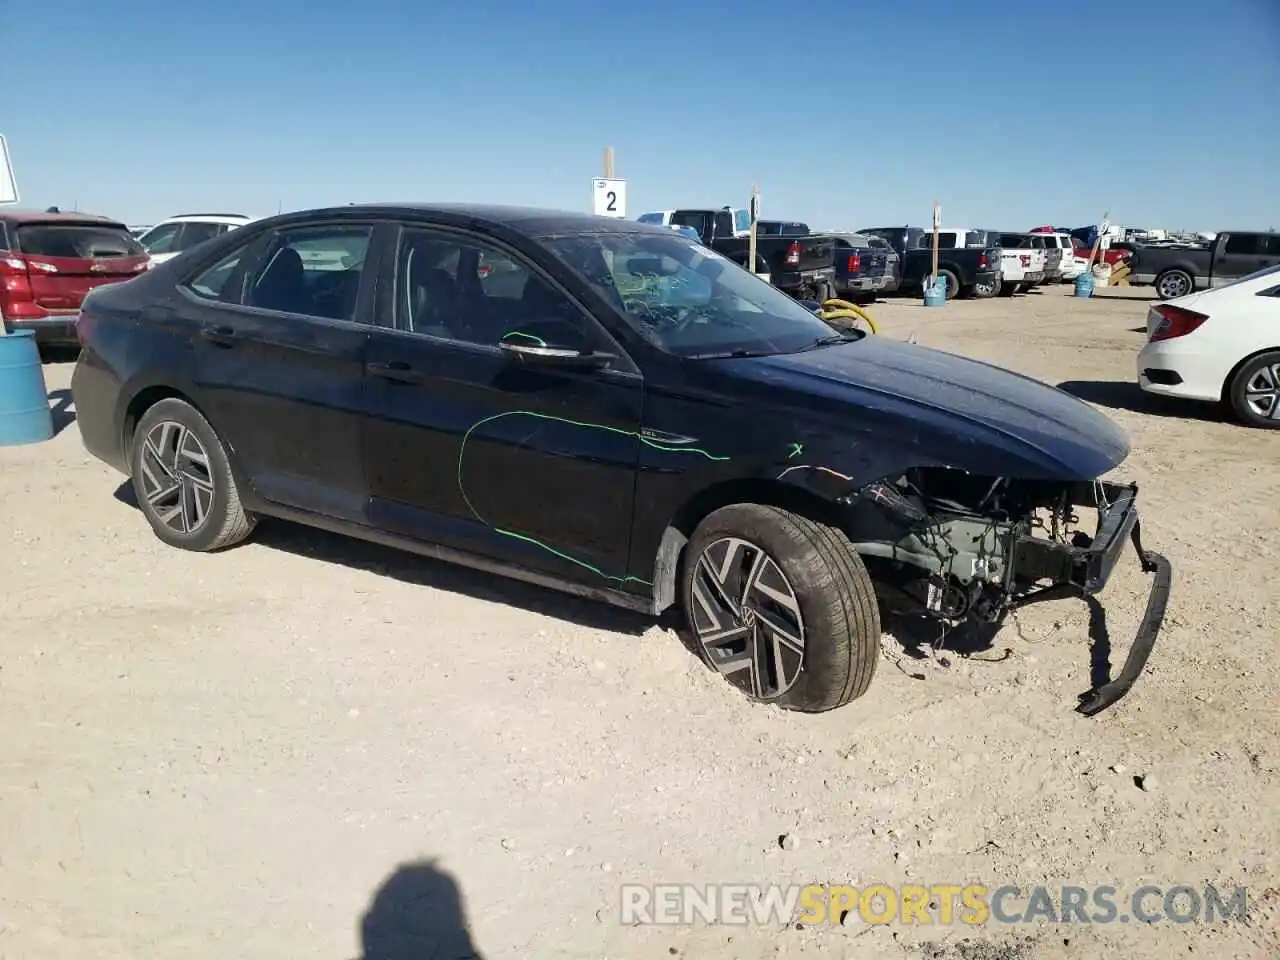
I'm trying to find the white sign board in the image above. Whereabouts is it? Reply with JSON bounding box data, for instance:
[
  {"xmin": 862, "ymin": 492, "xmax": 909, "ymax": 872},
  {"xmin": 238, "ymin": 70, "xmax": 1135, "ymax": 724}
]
[
  {"xmin": 0, "ymin": 135, "xmax": 17, "ymax": 205},
  {"xmin": 591, "ymin": 178, "xmax": 626, "ymax": 219},
  {"xmin": 932, "ymin": 203, "xmax": 942, "ymax": 229}
]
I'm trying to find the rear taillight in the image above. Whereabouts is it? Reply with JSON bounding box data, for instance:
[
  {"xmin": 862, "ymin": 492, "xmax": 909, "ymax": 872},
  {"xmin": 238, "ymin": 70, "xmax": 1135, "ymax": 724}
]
[
  {"xmin": 1149, "ymin": 304, "xmax": 1208, "ymax": 342},
  {"xmin": 785, "ymin": 241, "xmax": 801, "ymax": 267},
  {"xmin": 0, "ymin": 254, "xmax": 39, "ymax": 319},
  {"xmin": 846, "ymin": 253, "xmax": 861, "ymax": 273},
  {"xmin": 979, "ymin": 252, "xmax": 989, "ymax": 268}
]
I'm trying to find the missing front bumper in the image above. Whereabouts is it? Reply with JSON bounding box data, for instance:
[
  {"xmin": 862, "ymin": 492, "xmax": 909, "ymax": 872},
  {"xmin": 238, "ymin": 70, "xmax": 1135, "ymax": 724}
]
[{"xmin": 1008, "ymin": 481, "xmax": 1173, "ymax": 716}]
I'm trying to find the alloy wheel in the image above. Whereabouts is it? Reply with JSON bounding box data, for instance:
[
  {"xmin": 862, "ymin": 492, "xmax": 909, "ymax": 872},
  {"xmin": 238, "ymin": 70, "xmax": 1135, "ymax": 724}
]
[
  {"xmin": 689, "ymin": 537, "xmax": 806, "ymax": 699},
  {"xmin": 1244, "ymin": 362, "xmax": 1280, "ymax": 420},
  {"xmin": 1158, "ymin": 272, "xmax": 1191, "ymax": 299},
  {"xmin": 138, "ymin": 420, "xmax": 215, "ymax": 535}
]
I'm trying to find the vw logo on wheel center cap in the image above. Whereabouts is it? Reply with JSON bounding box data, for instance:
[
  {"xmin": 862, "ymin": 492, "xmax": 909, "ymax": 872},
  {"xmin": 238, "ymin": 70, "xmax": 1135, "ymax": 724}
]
[{"xmin": 741, "ymin": 606, "xmax": 758, "ymax": 628}]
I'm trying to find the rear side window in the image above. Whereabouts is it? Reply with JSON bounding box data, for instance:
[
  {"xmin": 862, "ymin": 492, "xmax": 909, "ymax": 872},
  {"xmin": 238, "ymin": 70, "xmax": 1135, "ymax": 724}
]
[
  {"xmin": 186, "ymin": 247, "xmax": 250, "ymax": 301},
  {"xmin": 179, "ymin": 222, "xmax": 226, "ymax": 250},
  {"xmin": 734, "ymin": 209, "xmax": 752, "ymax": 233},
  {"xmin": 15, "ymin": 223, "xmax": 144, "ymax": 259},
  {"xmin": 1262, "ymin": 235, "xmax": 1280, "ymax": 256},
  {"xmin": 636, "ymin": 212, "xmax": 667, "ymax": 225},
  {"xmin": 245, "ymin": 225, "xmax": 372, "ymax": 321},
  {"xmin": 1223, "ymin": 233, "xmax": 1259, "ymax": 254}
]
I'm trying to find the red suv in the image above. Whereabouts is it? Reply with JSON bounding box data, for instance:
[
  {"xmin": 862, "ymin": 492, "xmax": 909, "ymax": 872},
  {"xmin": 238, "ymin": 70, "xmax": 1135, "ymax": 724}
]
[{"xmin": 0, "ymin": 210, "xmax": 150, "ymax": 345}]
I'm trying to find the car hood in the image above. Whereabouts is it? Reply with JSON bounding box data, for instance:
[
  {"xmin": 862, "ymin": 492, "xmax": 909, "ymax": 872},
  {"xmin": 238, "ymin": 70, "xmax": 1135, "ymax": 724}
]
[{"xmin": 724, "ymin": 337, "xmax": 1130, "ymax": 480}]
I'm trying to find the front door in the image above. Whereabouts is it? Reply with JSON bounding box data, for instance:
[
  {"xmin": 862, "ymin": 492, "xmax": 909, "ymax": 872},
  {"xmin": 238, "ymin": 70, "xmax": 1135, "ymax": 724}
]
[
  {"xmin": 361, "ymin": 224, "xmax": 645, "ymax": 590},
  {"xmin": 187, "ymin": 220, "xmax": 378, "ymax": 521}
]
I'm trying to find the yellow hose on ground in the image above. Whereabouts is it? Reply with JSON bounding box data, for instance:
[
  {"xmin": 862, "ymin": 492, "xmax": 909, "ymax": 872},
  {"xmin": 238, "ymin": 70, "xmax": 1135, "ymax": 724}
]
[{"xmin": 816, "ymin": 298, "xmax": 878, "ymax": 335}]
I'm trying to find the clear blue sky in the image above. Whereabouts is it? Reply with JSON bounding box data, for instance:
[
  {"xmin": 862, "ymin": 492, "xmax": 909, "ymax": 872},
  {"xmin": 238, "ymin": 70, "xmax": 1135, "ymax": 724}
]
[{"xmin": 4, "ymin": 0, "xmax": 1277, "ymax": 231}]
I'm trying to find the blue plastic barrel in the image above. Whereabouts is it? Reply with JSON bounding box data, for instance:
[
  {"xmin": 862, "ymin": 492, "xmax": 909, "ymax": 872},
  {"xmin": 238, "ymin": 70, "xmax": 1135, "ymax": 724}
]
[
  {"xmin": 0, "ymin": 330, "xmax": 55, "ymax": 446},
  {"xmin": 923, "ymin": 275, "xmax": 947, "ymax": 307},
  {"xmin": 1074, "ymin": 271, "xmax": 1095, "ymax": 299}
]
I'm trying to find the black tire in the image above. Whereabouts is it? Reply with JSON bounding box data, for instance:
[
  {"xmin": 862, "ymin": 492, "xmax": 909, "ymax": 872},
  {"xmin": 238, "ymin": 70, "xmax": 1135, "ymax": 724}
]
[
  {"xmin": 939, "ymin": 268, "xmax": 960, "ymax": 301},
  {"xmin": 129, "ymin": 397, "xmax": 256, "ymax": 551},
  {"xmin": 1155, "ymin": 268, "xmax": 1193, "ymax": 301},
  {"xmin": 1227, "ymin": 351, "xmax": 1280, "ymax": 429},
  {"xmin": 680, "ymin": 503, "xmax": 879, "ymax": 713},
  {"xmin": 999, "ymin": 280, "xmax": 1018, "ymax": 297}
]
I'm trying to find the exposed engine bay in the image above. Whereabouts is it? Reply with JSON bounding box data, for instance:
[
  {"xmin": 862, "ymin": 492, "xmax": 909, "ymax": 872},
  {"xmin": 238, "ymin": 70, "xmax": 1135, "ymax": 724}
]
[{"xmin": 837, "ymin": 467, "xmax": 1172, "ymax": 714}]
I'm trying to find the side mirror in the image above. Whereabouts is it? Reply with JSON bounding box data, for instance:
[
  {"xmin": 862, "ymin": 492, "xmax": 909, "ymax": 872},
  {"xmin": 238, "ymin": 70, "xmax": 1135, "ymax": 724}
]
[{"xmin": 499, "ymin": 340, "xmax": 614, "ymax": 371}]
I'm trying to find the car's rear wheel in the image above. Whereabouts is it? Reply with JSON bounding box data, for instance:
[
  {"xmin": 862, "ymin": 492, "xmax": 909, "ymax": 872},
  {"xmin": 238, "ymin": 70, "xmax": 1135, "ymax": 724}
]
[
  {"xmin": 973, "ymin": 277, "xmax": 1000, "ymax": 298},
  {"xmin": 1228, "ymin": 351, "xmax": 1280, "ymax": 429},
  {"xmin": 680, "ymin": 503, "xmax": 879, "ymax": 713},
  {"xmin": 1155, "ymin": 268, "xmax": 1193, "ymax": 300},
  {"xmin": 938, "ymin": 268, "xmax": 960, "ymax": 300},
  {"xmin": 130, "ymin": 398, "xmax": 256, "ymax": 551}
]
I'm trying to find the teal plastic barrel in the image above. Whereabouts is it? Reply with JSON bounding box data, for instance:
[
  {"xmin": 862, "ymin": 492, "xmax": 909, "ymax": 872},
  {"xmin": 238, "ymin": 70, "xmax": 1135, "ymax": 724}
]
[
  {"xmin": 0, "ymin": 330, "xmax": 55, "ymax": 446},
  {"xmin": 923, "ymin": 275, "xmax": 946, "ymax": 307},
  {"xmin": 1074, "ymin": 271, "xmax": 1095, "ymax": 299}
]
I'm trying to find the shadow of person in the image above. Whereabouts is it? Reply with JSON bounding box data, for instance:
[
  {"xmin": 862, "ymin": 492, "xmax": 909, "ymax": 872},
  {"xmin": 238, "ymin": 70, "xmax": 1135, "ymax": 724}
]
[{"xmin": 359, "ymin": 859, "xmax": 484, "ymax": 960}]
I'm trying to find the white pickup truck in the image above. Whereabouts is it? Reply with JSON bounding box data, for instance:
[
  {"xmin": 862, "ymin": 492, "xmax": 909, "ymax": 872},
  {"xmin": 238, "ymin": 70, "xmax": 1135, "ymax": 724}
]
[
  {"xmin": 996, "ymin": 232, "xmax": 1047, "ymax": 295},
  {"xmin": 936, "ymin": 228, "xmax": 1039, "ymax": 297}
]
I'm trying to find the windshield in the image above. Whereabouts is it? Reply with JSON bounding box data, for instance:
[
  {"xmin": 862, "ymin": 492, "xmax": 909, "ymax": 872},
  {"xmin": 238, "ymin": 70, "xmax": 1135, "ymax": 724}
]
[{"xmin": 543, "ymin": 231, "xmax": 848, "ymax": 359}]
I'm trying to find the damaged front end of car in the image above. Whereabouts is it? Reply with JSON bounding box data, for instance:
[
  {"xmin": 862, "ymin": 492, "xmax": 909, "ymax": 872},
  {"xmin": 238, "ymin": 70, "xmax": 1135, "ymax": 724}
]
[{"xmin": 838, "ymin": 467, "xmax": 1172, "ymax": 715}]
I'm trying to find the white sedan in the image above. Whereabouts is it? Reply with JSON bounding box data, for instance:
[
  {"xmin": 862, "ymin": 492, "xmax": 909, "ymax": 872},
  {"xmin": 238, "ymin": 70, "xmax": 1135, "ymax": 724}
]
[{"xmin": 1137, "ymin": 264, "xmax": 1280, "ymax": 428}]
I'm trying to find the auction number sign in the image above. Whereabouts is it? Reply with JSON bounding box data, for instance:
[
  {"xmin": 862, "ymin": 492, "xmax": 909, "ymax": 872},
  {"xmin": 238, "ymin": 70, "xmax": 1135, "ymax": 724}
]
[
  {"xmin": 592, "ymin": 178, "xmax": 626, "ymax": 219},
  {"xmin": 0, "ymin": 135, "xmax": 17, "ymax": 204}
]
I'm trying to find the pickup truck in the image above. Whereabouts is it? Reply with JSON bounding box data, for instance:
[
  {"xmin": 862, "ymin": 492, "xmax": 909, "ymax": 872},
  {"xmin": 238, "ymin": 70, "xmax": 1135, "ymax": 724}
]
[
  {"xmin": 934, "ymin": 228, "xmax": 1007, "ymax": 297},
  {"xmin": 996, "ymin": 233, "xmax": 1048, "ymax": 295},
  {"xmin": 1128, "ymin": 229, "xmax": 1280, "ymax": 300},
  {"xmin": 670, "ymin": 207, "xmax": 837, "ymax": 300},
  {"xmin": 828, "ymin": 232, "xmax": 901, "ymax": 300},
  {"xmin": 858, "ymin": 225, "xmax": 1000, "ymax": 300},
  {"xmin": 1031, "ymin": 230, "xmax": 1085, "ymax": 281},
  {"xmin": 756, "ymin": 220, "xmax": 810, "ymax": 237}
]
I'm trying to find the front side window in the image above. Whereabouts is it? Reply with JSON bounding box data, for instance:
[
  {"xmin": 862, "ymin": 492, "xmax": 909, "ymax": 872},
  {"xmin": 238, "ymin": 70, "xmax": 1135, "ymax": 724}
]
[
  {"xmin": 544, "ymin": 231, "xmax": 850, "ymax": 359},
  {"xmin": 245, "ymin": 225, "xmax": 371, "ymax": 321},
  {"xmin": 138, "ymin": 222, "xmax": 184, "ymax": 255},
  {"xmin": 636, "ymin": 212, "xmax": 668, "ymax": 225},
  {"xmin": 396, "ymin": 228, "xmax": 602, "ymax": 353}
]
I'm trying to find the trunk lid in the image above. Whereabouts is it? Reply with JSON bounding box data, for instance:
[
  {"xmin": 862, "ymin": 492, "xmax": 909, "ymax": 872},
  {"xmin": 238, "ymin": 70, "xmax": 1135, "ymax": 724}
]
[{"xmin": 14, "ymin": 221, "xmax": 149, "ymax": 310}]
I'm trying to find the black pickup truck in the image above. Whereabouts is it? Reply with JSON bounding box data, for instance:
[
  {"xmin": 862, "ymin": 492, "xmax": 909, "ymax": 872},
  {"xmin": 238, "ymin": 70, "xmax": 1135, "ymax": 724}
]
[
  {"xmin": 669, "ymin": 208, "xmax": 836, "ymax": 300},
  {"xmin": 858, "ymin": 226, "xmax": 1000, "ymax": 300},
  {"xmin": 1129, "ymin": 230, "xmax": 1280, "ymax": 300},
  {"xmin": 829, "ymin": 232, "xmax": 901, "ymax": 301}
]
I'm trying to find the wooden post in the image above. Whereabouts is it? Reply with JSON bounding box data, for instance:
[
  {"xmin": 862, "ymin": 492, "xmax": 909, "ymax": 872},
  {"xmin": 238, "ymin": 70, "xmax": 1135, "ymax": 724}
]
[
  {"xmin": 748, "ymin": 183, "xmax": 760, "ymax": 278},
  {"xmin": 931, "ymin": 200, "xmax": 940, "ymax": 281},
  {"xmin": 1086, "ymin": 210, "xmax": 1110, "ymax": 271},
  {"xmin": 603, "ymin": 146, "xmax": 615, "ymax": 179}
]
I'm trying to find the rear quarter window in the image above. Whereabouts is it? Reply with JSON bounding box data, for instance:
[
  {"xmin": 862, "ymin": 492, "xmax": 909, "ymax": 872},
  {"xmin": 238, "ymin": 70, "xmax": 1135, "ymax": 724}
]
[
  {"xmin": 1223, "ymin": 233, "xmax": 1260, "ymax": 255},
  {"xmin": 15, "ymin": 223, "xmax": 144, "ymax": 258}
]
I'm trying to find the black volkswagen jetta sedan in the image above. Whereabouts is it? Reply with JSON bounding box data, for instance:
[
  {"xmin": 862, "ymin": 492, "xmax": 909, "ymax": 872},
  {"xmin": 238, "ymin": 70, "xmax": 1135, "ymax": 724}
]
[{"xmin": 70, "ymin": 204, "xmax": 1171, "ymax": 715}]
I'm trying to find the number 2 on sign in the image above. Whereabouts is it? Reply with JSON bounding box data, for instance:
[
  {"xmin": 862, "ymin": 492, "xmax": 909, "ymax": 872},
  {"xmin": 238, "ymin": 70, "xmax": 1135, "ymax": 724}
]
[{"xmin": 605, "ymin": 191, "xmax": 617, "ymax": 212}]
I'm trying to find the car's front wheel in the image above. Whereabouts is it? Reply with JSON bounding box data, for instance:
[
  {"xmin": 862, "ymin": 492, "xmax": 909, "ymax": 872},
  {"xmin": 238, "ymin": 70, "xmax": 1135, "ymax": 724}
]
[
  {"xmin": 680, "ymin": 504, "xmax": 879, "ymax": 713},
  {"xmin": 130, "ymin": 397, "xmax": 256, "ymax": 551},
  {"xmin": 1228, "ymin": 351, "xmax": 1280, "ymax": 429}
]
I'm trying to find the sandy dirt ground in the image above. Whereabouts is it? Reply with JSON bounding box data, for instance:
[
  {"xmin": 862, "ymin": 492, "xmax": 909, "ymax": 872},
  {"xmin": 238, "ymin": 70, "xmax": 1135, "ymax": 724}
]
[{"xmin": 2, "ymin": 285, "xmax": 1277, "ymax": 960}]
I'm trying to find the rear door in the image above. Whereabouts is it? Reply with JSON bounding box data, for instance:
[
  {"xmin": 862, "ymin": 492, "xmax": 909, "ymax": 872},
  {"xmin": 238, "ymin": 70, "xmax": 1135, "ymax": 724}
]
[
  {"xmin": 183, "ymin": 220, "xmax": 381, "ymax": 521},
  {"xmin": 1215, "ymin": 233, "xmax": 1268, "ymax": 284},
  {"xmin": 13, "ymin": 221, "xmax": 149, "ymax": 312}
]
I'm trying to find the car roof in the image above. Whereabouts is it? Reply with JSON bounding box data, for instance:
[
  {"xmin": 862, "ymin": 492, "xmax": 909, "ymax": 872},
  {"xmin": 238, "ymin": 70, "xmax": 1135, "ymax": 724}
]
[
  {"xmin": 265, "ymin": 203, "xmax": 670, "ymax": 238},
  {"xmin": 0, "ymin": 209, "xmax": 126, "ymax": 227},
  {"xmin": 155, "ymin": 213, "xmax": 256, "ymax": 224}
]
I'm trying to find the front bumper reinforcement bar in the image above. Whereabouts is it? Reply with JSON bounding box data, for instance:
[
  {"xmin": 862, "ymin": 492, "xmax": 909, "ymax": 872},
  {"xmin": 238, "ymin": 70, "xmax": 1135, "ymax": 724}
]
[{"xmin": 1007, "ymin": 481, "xmax": 1173, "ymax": 716}]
